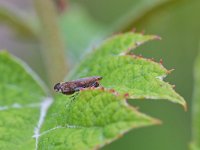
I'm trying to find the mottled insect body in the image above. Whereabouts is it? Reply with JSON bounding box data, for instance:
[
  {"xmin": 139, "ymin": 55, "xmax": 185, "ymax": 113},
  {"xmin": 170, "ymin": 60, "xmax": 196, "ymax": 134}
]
[{"xmin": 54, "ymin": 76, "xmax": 103, "ymax": 95}]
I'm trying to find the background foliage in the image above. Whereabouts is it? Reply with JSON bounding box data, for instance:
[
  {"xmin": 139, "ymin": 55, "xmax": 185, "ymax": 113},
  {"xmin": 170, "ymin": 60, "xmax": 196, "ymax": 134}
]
[{"xmin": 0, "ymin": 0, "xmax": 200, "ymax": 150}]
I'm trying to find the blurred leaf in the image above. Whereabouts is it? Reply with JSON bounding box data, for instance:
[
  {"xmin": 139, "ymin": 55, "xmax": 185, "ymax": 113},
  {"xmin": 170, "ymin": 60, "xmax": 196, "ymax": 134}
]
[
  {"xmin": 69, "ymin": 32, "xmax": 186, "ymax": 108},
  {"xmin": 0, "ymin": 7, "xmax": 37, "ymax": 39},
  {"xmin": 114, "ymin": 0, "xmax": 182, "ymax": 32},
  {"xmin": 73, "ymin": 0, "xmax": 177, "ymax": 31},
  {"xmin": 191, "ymin": 45, "xmax": 200, "ymax": 150},
  {"xmin": 0, "ymin": 51, "xmax": 48, "ymax": 149},
  {"xmin": 59, "ymin": 6, "xmax": 106, "ymax": 64},
  {"xmin": 39, "ymin": 89, "xmax": 157, "ymax": 149},
  {"xmin": 191, "ymin": 144, "xmax": 200, "ymax": 150}
]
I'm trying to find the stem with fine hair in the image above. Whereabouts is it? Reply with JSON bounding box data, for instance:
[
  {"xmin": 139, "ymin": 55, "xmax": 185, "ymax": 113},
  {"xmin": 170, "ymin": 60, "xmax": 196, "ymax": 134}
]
[{"xmin": 34, "ymin": 0, "xmax": 68, "ymax": 87}]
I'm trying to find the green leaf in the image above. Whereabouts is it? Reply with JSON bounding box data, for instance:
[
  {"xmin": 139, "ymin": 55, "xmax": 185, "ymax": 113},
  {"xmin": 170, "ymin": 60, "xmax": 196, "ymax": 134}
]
[
  {"xmin": 0, "ymin": 51, "xmax": 157, "ymax": 150},
  {"xmin": 0, "ymin": 51, "xmax": 48, "ymax": 149},
  {"xmin": 0, "ymin": 32, "xmax": 187, "ymax": 150},
  {"xmin": 69, "ymin": 32, "xmax": 186, "ymax": 109},
  {"xmin": 191, "ymin": 46, "xmax": 200, "ymax": 150},
  {"xmin": 37, "ymin": 32, "xmax": 186, "ymax": 149},
  {"xmin": 39, "ymin": 89, "xmax": 158, "ymax": 150}
]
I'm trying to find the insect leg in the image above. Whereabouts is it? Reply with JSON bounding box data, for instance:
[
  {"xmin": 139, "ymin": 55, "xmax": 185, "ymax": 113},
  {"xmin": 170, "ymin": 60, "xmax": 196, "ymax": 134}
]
[
  {"xmin": 70, "ymin": 91, "xmax": 79, "ymax": 102},
  {"xmin": 70, "ymin": 86, "xmax": 85, "ymax": 101},
  {"xmin": 91, "ymin": 81, "xmax": 100, "ymax": 87},
  {"xmin": 69, "ymin": 86, "xmax": 88, "ymax": 102}
]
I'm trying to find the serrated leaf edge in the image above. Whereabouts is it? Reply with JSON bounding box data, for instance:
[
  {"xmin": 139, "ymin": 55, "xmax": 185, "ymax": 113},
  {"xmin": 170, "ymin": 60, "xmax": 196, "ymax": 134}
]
[{"xmin": 39, "ymin": 88, "xmax": 161, "ymax": 150}]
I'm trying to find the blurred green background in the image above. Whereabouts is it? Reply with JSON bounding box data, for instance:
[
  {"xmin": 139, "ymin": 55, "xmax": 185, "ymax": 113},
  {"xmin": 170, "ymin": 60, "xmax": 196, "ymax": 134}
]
[{"xmin": 0, "ymin": 0, "xmax": 199, "ymax": 149}]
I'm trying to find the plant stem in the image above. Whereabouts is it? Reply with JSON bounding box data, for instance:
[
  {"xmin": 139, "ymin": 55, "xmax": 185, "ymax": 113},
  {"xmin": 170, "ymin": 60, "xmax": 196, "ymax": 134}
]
[
  {"xmin": 0, "ymin": 8, "xmax": 37, "ymax": 39},
  {"xmin": 192, "ymin": 44, "xmax": 200, "ymax": 149},
  {"xmin": 34, "ymin": 0, "xmax": 68, "ymax": 87}
]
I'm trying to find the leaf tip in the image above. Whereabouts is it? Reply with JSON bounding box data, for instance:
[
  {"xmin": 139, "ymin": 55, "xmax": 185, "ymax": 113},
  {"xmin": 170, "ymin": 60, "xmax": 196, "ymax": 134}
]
[
  {"xmin": 154, "ymin": 35, "xmax": 162, "ymax": 40},
  {"xmin": 150, "ymin": 58, "xmax": 155, "ymax": 62},
  {"xmin": 135, "ymin": 42, "xmax": 143, "ymax": 47},
  {"xmin": 175, "ymin": 96, "xmax": 187, "ymax": 111},
  {"xmin": 138, "ymin": 54, "xmax": 143, "ymax": 58},
  {"xmin": 140, "ymin": 29, "xmax": 145, "ymax": 35},
  {"xmin": 167, "ymin": 69, "xmax": 175, "ymax": 74},
  {"xmin": 99, "ymin": 86, "xmax": 105, "ymax": 91},
  {"xmin": 152, "ymin": 118, "xmax": 162, "ymax": 125},
  {"xmin": 123, "ymin": 93, "xmax": 130, "ymax": 98},
  {"xmin": 131, "ymin": 27, "xmax": 136, "ymax": 33},
  {"xmin": 172, "ymin": 84, "xmax": 176, "ymax": 88},
  {"xmin": 108, "ymin": 88, "xmax": 119, "ymax": 96},
  {"xmin": 159, "ymin": 58, "xmax": 163, "ymax": 64},
  {"xmin": 108, "ymin": 88, "xmax": 115, "ymax": 93},
  {"xmin": 183, "ymin": 102, "xmax": 188, "ymax": 112}
]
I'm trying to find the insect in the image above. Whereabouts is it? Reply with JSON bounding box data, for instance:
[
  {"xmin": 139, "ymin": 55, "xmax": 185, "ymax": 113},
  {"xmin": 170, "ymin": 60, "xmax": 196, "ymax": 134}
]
[{"xmin": 54, "ymin": 76, "xmax": 103, "ymax": 95}]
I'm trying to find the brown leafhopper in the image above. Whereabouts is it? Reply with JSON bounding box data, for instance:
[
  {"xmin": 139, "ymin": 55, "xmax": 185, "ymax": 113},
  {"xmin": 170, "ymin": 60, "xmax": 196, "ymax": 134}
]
[{"xmin": 54, "ymin": 76, "xmax": 103, "ymax": 95}]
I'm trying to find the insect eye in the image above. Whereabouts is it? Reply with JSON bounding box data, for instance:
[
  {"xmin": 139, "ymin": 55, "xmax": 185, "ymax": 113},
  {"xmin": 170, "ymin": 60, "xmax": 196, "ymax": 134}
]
[
  {"xmin": 54, "ymin": 83, "xmax": 61, "ymax": 91},
  {"xmin": 96, "ymin": 76, "xmax": 103, "ymax": 80}
]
